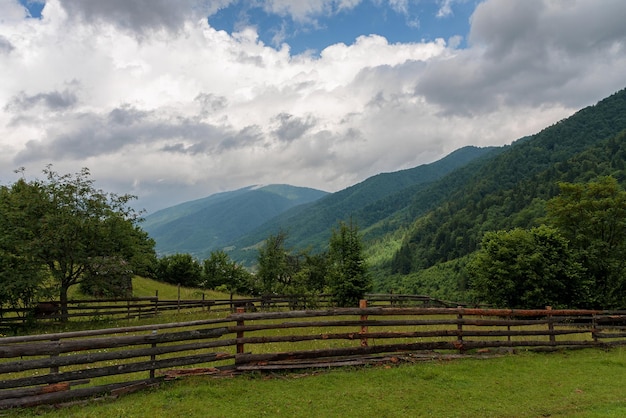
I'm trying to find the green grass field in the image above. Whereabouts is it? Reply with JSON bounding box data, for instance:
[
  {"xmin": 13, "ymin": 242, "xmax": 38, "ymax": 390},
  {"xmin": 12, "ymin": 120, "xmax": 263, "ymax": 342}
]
[{"xmin": 5, "ymin": 347, "xmax": 626, "ymax": 417}]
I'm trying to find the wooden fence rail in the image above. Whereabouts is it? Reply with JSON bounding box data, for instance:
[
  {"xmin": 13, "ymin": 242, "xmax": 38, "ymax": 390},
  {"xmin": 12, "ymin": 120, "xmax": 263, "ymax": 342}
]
[
  {"xmin": 2, "ymin": 304, "xmax": 626, "ymax": 409},
  {"xmin": 0, "ymin": 293, "xmax": 455, "ymax": 328}
]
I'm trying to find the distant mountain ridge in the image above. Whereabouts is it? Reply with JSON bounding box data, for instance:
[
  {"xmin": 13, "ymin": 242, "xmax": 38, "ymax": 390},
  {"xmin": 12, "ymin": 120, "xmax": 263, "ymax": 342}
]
[
  {"xmin": 224, "ymin": 145, "xmax": 498, "ymax": 263},
  {"xmin": 142, "ymin": 184, "xmax": 328, "ymax": 256}
]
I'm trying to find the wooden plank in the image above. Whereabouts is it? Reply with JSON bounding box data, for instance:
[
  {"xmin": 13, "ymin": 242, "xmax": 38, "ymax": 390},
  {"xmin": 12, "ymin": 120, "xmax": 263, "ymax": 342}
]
[
  {"xmin": 230, "ymin": 307, "xmax": 597, "ymax": 322},
  {"xmin": 0, "ymin": 352, "xmax": 233, "ymax": 390},
  {"xmin": 0, "ymin": 379, "xmax": 91, "ymax": 401},
  {"xmin": 227, "ymin": 317, "xmax": 556, "ymax": 334},
  {"xmin": 0, "ymin": 317, "xmax": 234, "ymax": 344},
  {"xmin": 0, "ymin": 337, "xmax": 237, "ymax": 374},
  {"xmin": 0, "ymin": 378, "xmax": 159, "ymax": 409},
  {"xmin": 594, "ymin": 331, "xmax": 626, "ymax": 338},
  {"xmin": 236, "ymin": 327, "xmax": 589, "ymax": 346},
  {"xmin": 0, "ymin": 326, "xmax": 231, "ymax": 358}
]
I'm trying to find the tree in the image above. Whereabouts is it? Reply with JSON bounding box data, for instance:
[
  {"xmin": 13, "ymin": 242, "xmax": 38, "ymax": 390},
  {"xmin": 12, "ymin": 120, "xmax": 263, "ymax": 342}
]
[
  {"xmin": 468, "ymin": 226, "xmax": 586, "ymax": 308},
  {"xmin": 546, "ymin": 176, "xmax": 626, "ymax": 307},
  {"xmin": 0, "ymin": 178, "xmax": 51, "ymax": 312},
  {"xmin": 203, "ymin": 250, "xmax": 233, "ymax": 290},
  {"xmin": 202, "ymin": 250, "xmax": 252, "ymax": 298},
  {"xmin": 0, "ymin": 166, "xmax": 156, "ymax": 319},
  {"xmin": 155, "ymin": 253, "xmax": 203, "ymax": 287},
  {"xmin": 80, "ymin": 256, "xmax": 133, "ymax": 298},
  {"xmin": 327, "ymin": 220, "xmax": 371, "ymax": 307},
  {"xmin": 256, "ymin": 231, "xmax": 296, "ymax": 294}
]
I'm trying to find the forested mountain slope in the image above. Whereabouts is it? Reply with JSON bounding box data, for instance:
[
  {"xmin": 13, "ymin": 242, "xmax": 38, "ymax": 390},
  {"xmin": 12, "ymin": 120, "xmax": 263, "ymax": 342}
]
[
  {"xmin": 391, "ymin": 88, "xmax": 626, "ymax": 275},
  {"xmin": 224, "ymin": 146, "xmax": 496, "ymax": 263},
  {"xmin": 142, "ymin": 185, "xmax": 327, "ymax": 256}
]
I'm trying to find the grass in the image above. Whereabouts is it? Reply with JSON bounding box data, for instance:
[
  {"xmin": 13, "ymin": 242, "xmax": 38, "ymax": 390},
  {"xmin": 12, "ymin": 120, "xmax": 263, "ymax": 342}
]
[
  {"xmin": 4, "ymin": 347, "xmax": 626, "ymax": 417},
  {"xmin": 131, "ymin": 276, "xmax": 229, "ymax": 300}
]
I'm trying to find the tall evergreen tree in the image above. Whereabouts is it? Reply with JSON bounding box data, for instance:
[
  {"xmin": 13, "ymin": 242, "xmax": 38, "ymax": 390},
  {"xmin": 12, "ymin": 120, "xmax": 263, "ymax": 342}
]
[{"xmin": 327, "ymin": 220, "xmax": 371, "ymax": 307}]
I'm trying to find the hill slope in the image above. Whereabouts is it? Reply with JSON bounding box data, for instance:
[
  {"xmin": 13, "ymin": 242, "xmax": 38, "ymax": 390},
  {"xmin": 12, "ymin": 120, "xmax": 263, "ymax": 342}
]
[
  {"xmin": 391, "ymin": 87, "xmax": 626, "ymax": 275},
  {"xmin": 142, "ymin": 184, "xmax": 328, "ymax": 256},
  {"xmin": 225, "ymin": 145, "xmax": 497, "ymax": 263}
]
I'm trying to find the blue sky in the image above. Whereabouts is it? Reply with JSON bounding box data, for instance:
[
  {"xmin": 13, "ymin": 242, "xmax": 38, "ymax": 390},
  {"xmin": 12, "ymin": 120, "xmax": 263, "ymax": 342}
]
[
  {"xmin": 208, "ymin": 1, "xmax": 477, "ymax": 54},
  {"xmin": 3, "ymin": 1, "xmax": 626, "ymax": 213},
  {"xmin": 19, "ymin": 0, "xmax": 477, "ymax": 53}
]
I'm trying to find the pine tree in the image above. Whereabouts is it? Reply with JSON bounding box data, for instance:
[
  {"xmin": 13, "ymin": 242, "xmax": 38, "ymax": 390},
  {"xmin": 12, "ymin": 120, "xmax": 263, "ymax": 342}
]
[{"xmin": 327, "ymin": 220, "xmax": 371, "ymax": 307}]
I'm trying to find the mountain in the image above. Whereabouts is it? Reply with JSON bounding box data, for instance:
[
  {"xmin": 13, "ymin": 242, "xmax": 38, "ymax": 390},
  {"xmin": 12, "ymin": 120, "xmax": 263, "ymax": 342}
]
[
  {"xmin": 222, "ymin": 87, "xmax": 626, "ymax": 301},
  {"xmin": 391, "ymin": 87, "xmax": 626, "ymax": 275},
  {"xmin": 224, "ymin": 145, "xmax": 498, "ymax": 263},
  {"xmin": 141, "ymin": 184, "xmax": 328, "ymax": 256},
  {"xmin": 143, "ymin": 86, "xmax": 626, "ymax": 304}
]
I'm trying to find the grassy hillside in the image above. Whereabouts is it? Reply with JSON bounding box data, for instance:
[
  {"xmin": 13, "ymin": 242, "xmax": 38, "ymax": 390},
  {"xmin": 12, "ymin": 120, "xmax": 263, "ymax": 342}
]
[{"xmin": 132, "ymin": 276, "xmax": 229, "ymax": 300}]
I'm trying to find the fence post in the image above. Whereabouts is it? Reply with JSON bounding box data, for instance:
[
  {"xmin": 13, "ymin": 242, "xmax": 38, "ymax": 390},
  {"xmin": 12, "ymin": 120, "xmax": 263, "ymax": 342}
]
[
  {"xmin": 177, "ymin": 284, "xmax": 181, "ymax": 314},
  {"xmin": 592, "ymin": 313, "xmax": 598, "ymax": 343},
  {"xmin": 456, "ymin": 306, "xmax": 464, "ymax": 354},
  {"xmin": 360, "ymin": 299, "xmax": 368, "ymax": 347},
  {"xmin": 546, "ymin": 306, "xmax": 555, "ymax": 344},
  {"xmin": 507, "ymin": 314, "xmax": 512, "ymax": 343},
  {"xmin": 154, "ymin": 290, "xmax": 159, "ymax": 316},
  {"xmin": 236, "ymin": 307, "xmax": 245, "ymax": 358},
  {"xmin": 50, "ymin": 337, "xmax": 60, "ymax": 374},
  {"xmin": 150, "ymin": 329, "xmax": 157, "ymax": 379}
]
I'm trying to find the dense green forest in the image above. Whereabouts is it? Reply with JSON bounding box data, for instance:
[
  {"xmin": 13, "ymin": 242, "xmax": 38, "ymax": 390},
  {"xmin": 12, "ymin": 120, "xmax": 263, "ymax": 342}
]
[
  {"xmin": 227, "ymin": 88, "xmax": 626, "ymax": 305},
  {"xmin": 379, "ymin": 89, "xmax": 626, "ymax": 302}
]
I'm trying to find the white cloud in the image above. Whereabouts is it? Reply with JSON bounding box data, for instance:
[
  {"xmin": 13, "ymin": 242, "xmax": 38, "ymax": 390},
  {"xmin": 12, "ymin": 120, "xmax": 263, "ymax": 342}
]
[
  {"xmin": 261, "ymin": 0, "xmax": 363, "ymax": 23},
  {"xmin": 1, "ymin": 0, "xmax": 625, "ymax": 213}
]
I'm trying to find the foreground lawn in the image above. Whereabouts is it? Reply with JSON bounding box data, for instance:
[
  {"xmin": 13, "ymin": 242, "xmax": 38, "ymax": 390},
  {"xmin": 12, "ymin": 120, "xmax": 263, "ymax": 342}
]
[{"xmin": 7, "ymin": 348, "xmax": 626, "ymax": 418}]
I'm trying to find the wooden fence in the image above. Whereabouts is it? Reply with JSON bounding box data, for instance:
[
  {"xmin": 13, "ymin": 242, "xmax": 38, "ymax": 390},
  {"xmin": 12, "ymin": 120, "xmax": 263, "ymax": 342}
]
[
  {"xmin": 2, "ymin": 304, "xmax": 625, "ymax": 409},
  {"xmin": 0, "ymin": 293, "xmax": 456, "ymax": 328}
]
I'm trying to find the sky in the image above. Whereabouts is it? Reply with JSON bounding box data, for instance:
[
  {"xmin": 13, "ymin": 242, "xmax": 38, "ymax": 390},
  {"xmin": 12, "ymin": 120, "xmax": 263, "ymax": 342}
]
[{"xmin": 1, "ymin": 1, "xmax": 626, "ymax": 214}]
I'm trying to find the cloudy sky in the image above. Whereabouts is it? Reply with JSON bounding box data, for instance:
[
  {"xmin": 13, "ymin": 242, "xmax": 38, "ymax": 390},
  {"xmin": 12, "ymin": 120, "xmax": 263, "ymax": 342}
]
[{"xmin": 1, "ymin": 0, "xmax": 625, "ymax": 213}]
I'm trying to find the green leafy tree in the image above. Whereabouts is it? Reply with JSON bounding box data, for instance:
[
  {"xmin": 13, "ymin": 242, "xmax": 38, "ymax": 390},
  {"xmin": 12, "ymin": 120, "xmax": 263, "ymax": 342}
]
[
  {"xmin": 256, "ymin": 231, "xmax": 296, "ymax": 294},
  {"xmin": 0, "ymin": 178, "xmax": 51, "ymax": 312},
  {"xmin": 155, "ymin": 253, "xmax": 203, "ymax": 287},
  {"xmin": 327, "ymin": 220, "xmax": 371, "ymax": 307},
  {"xmin": 547, "ymin": 176, "xmax": 626, "ymax": 308},
  {"xmin": 203, "ymin": 250, "xmax": 252, "ymax": 297},
  {"xmin": 468, "ymin": 226, "xmax": 586, "ymax": 308},
  {"xmin": 1, "ymin": 167, "xmax": 155, "ymax": 319},
  {"xmin": 80, "ymin": 256, "xmax": 133, "ymax": 298},
  {"xmin": 203, "ymin": 250, "xmax": 233, "ymax": 289}
]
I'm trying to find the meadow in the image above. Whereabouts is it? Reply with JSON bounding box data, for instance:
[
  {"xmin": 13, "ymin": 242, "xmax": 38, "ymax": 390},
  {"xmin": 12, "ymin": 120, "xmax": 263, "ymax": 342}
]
[{"xmin": 2, "ymin": 347, "xmax": 625, "ymax": 418}]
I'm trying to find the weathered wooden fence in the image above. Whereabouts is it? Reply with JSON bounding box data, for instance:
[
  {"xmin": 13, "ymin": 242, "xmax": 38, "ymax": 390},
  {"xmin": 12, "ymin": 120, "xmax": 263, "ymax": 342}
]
[
  {"xmin": 0, "ymin": 293, "xmax": 455, "ymax": 328},
  {"xmin": 2, "ymin": 304, "xmax": 626, "ymax": 409}
]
